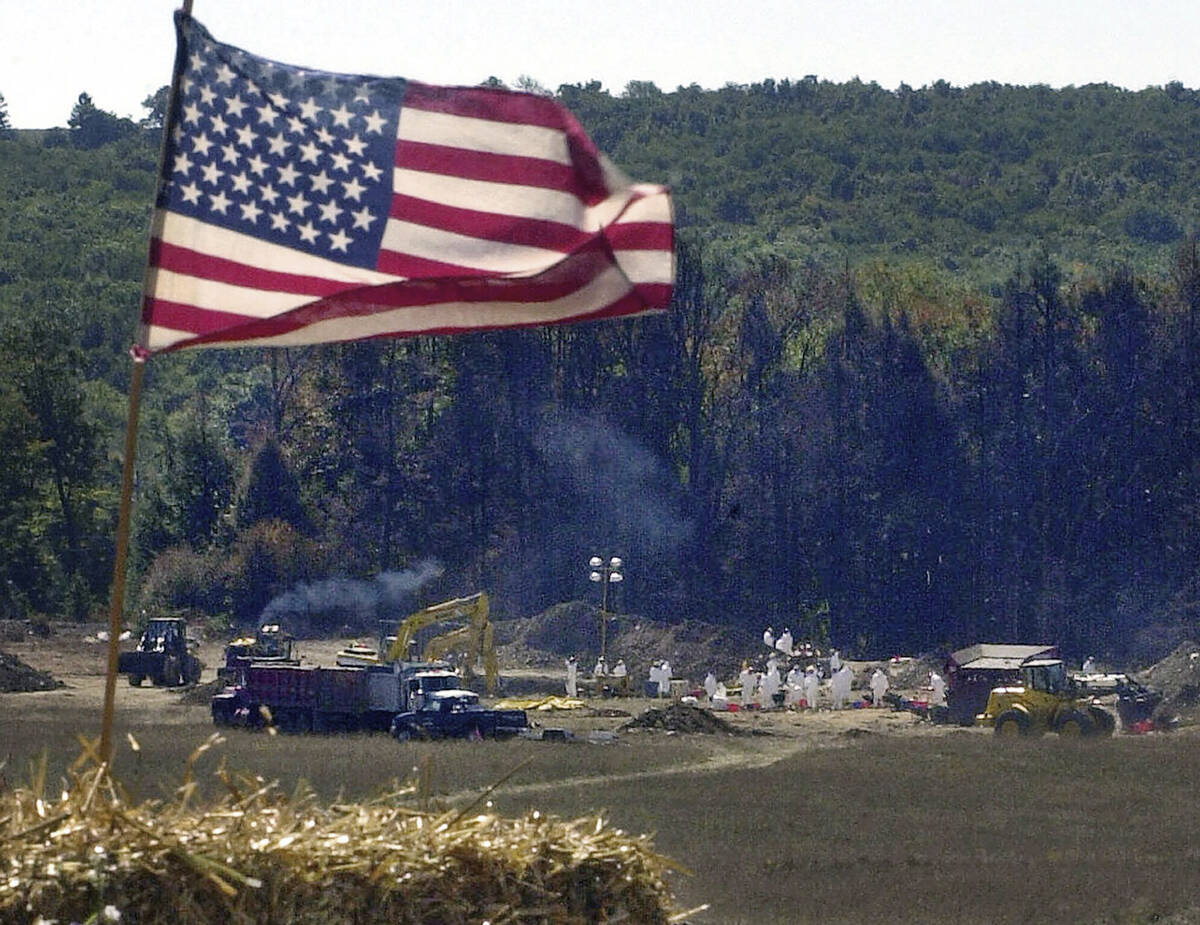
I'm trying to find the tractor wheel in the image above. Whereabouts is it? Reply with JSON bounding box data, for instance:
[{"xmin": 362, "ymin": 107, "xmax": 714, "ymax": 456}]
[
  {"xmin": 128, "ymin": 674, "xmax": 144, "ymax": 687},
  {"xmin": 1087, "ymin": 707, "xmax": 1116, "ymax": 737},
  {"xmin": 183, "ymin": 655, "xmax": 202, "ymax": 686},
  {"xmin": 994, "ymin": 710, "xmax": 1030, "ymax": 737},
  {"xmin": 157, "ymin": 656, "xmax": 179, "ymax": 687},
  {"xmin": 1057, "ymin": 711, "xmax": 1095, "ymax": 737},
  {"xmin": 392, "ymin": 725, "xmax": 412, "ymax": 742}
]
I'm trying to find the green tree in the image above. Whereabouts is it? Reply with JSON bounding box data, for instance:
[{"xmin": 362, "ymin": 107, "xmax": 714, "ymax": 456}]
[{"xmin": 68, "ymin": 92, "xmax": 134, "ymax": 149}]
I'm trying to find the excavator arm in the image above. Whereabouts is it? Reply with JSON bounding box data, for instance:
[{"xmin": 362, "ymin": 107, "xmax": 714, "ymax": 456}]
[{"xmin": 384, "ymin": 593, "xmax": 492, "ymax": 674}]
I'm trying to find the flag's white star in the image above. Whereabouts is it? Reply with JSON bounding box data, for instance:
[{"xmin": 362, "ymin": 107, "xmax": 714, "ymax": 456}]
[
  {"xmin": 230, "ymin": 171, "xmax": 253, "ymax": 194},
  {"xmin": 296, "ymin": 220, "xmax": 319, "ymax": 243},
  {"xmin": 256, "ymin": 101, "xmax": 276, "ymax": 125},
  {"xmin": 269, "ymin": 211, "xmax": 290, "ymax": 232},
  {"xmin": 173, "ymin": 151, "xmax": 193, "ymax": 175},
  {"xmin": 309, "ymin": 170, "xmax": 334, "ymax": 194},
  {"xmin": 299, "ymin": 97, "xmax": 322, "ymax": 121},
  {"xmin": 189, "ymin": 52, "xmax": 205, "ymax": 71},
  {"xmin": 225, "ymin": 94, "xmax": 249, "ymax": 118},
  {"xmin": 180, "ymin": 181, "xmax": 203, "ymax": 204},
  {"xmin": 329, "ymin": 104, "xmax": 353, "ymax": 128},
  {"xmin": 213, "ymin": 63, "xmax": 237, "ymax": 86},
  {"xmin": 266, "ymin": 133, "xmax": 289, "ymax": 156},
  {"xmin": 208, "ymin": 189, "xmax": 233, "ymax": 213},
  {"xmin": 329, "ymin": 150, "xmax": 351, "ymax": 173},
  {"xmin": 239, "ymin": 200, "xmax": 264, "ymax": 223},
  {"xmin": 246, "ymin": 153, "xmax": 269, "ymax": 176},
  {"xmin": 172, "ymin": 123, "xmax": 185, "ymax": 144},
  {"xmin": 268, "ymin": 91, "xmax": 289, "ymax": 110},
  {"xmin": 199, "ymin": 84, "xmax": 217, "ymax": 107},
  {"xmin": 219, "ymin": 142, "xmax": 240, "ymax": 164},
  {"xmin": 259, "ymin": 182, "xmax": 281, "ymax": 205},
  {"xmin": 327, "ymin": 228, "xmax": 352, "ymax": 252},
  {"xmin": 236, "ymin": 124, "xmax": 256, "ymax": 148},
  {"xmin": 192, "ymin": 132, "xmax": 214, "ymax": 156},
  {"xmin": 201, "ymin": 162, "xmax": 224, "ymax": 185},
  {"xmin": 209, "ymin": 113, "xmax": 229, "ymax": 136},
  {"xmin": 288, "ymin": 69, "xmax": 309, "ymax": 91},
  {"xmin": 341, "ymin": 176, "xmax": 366, "ymax": 201},
  {"xmin": 363, "ymin": 110, "xmax": 387, "ymax": 134},
  {"xmin": 315, "ymin": 126, "xmax": 335, "ymax": 147},
  {"xmin": 276, "ymin": 163, "xmax": 301, "ymax": 186},
  {"xmin": 298, "ymin": 140, "xmax": 322, "ymax": 165},
  {"xmin": 343, "ymin": 134, "xmax": 367, "ymax": 157},
  {"xmin": 182, "ymin": 102, "xmax": 202, "ymax": 125},
  {"xmin": 318, "ymin": 200, "xmax": 343, "ymax": 225},
  {"xmin": 353, "ymin": 85, "xmax": 371, "ymax": 104},
  {"xmin": 286, "ymin": 191, "xmax": 310, "ymax": 216},
  {"xmin": 360, "ymin": 161, "xmax": 383, "ymax": 183},
  {"xmin": 351, "ymin": 205, "xmax": 375, "ymax": 230},
  {"xmin": 286, "ymin": 114, "xmax": 306, "ymax": 135},
  {"xmin": 322, "ymin": 77, "xmax": 341, "ymax": 98}
]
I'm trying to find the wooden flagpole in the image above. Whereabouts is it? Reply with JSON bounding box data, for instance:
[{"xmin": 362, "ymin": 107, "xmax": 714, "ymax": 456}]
[{"xmin": 97, "ymin": 0, "xmax": 195, "ymax": 766}]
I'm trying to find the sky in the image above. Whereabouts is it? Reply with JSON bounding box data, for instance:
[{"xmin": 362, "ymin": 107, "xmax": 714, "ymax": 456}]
[{"xmin": 3, "ymin": 0, "xmax": 1200, "ymax": 129}]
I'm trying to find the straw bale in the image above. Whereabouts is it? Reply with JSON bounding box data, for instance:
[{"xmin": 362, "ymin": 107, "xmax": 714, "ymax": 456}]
[{"xmin": 0, "ymin": 740, "xmax": 678, "ymax": 924}]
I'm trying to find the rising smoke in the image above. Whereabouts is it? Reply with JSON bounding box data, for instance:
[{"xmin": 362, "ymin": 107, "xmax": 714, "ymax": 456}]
[{"xmin": 257, "ymin": 560, "xmax": 444, "ymax": 636}]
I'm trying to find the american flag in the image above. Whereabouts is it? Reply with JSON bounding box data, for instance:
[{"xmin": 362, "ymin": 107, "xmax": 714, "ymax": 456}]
[{"xmin": 139, "ymin": 13, "xmax": 675, "ymax": 354}]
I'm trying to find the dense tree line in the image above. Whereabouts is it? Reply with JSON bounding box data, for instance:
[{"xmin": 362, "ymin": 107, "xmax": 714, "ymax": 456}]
[{"xmin": 0, "ymin": 77, "xmax": 1198, "ymax": 661}]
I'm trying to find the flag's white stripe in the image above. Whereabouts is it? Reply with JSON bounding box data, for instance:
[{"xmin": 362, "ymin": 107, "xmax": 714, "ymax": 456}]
[
  {"xmin": 391, "ymin": 167, "xmax": 587, "ymax": 226},
  {"xmin": 398, "ymin": 108, "xmax": 571, "ymax": 164},
  {"xmin": 151, "ymin": 267, "xmax": 317, "ymax": 319},
  {"xmin": 179, "ymin": 263, "xmax": 643, "ymax": 350},
  {"xmin": 612, "ymin": 251, "xmax": 675, "ymax": 286},
  {"xmin": 379, "ymin": 219, "xmax": 565, "ymax": 274},
  {"xmin": 155, "ymin": 211, "xmax": 399, "ymax": 285},
  {"xmin": 611, "ymin": 188, "xmax": 674, "ymax": 225},
  {"xmin": 145, "ymin": 325, "xmax": 200, "ymax": 352}
]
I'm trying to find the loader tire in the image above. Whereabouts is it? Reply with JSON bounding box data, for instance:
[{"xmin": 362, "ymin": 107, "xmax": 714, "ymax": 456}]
[
  {"xmin": 1057, "ymin": 711, "xmax": 1095, "ymax": 737},
  {"xmin": 994, "ymin": 710, "xmax": 1030, "ymax": 737},
  {"xmin": 1087, "ymin": 707, "xmax": 1116, "ymax": 736},
  {"xmin": 128, "ymin": 674, "xmax": 144, "ymax": 687}
]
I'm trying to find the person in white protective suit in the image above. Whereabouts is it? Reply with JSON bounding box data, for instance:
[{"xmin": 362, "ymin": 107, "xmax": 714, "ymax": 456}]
[
  {"xmin": 776, "ymin": 628, "xmax": 794, "ymax": 655},
  {"xmin": 870, "ymin": 667, "xmax": 889, "ymax": 707},
  {"xmin": 760, "ymin": 667, "xmax": 780, "ymax": 708},
  {"xmin": 594, "ymin": 655, "xmax": 608, "ymax": 678},
  {"xmin": 785, "ymin": 664, "xmax": 804, "ymax": 706},
  {"xmin": 831, "ymin": 663, "xmax": 853, "ymax": 709},
  {"xmin": 658, "ymin": 660, "xmax": 672, "ymax": 697},
  {"xmin": 803, "ymin": 665, "xmax": 820, "ymax": 710},
  {"xmin": 928, "ymin": 670, "xmax": 947, "ymax": 707},
  {"xmin": 763, "ymin": 626, "xmax": 775, "ymax": 649},
  {"xmin": 1081, "ymin": 655, "xmax": 1097, "ymax": 674},
  {"xmin": 704, "ymin": 671, "xmax": 718, "ymax": 700},
  {"xmin": 829, "ymin": 648, "xmax": 842, "ymax": 673},
  {"xmin": 738, "ymin": 664, "xmax": 757, "ymax": 706},
  {"xmin": 565, "ymin": 656, "xmax": 579, "ymax": 697},
  {"xmin": 611, "ymin": 658, "xmax": 628, "ymax": 695},
  {"xmin": 647, "ymin": 661, "xmax": 662, "ymax": 697}
]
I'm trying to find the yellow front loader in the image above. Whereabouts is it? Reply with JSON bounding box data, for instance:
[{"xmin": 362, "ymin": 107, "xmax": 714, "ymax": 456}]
[{"xmin": 977, "ymin": 658, "xmax": 1116, "ymax": 737}]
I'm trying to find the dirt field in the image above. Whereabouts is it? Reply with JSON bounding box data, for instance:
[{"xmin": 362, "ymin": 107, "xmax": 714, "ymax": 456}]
[{"xmin": 4, "ymin": 629, "xmax": 1200, "ymax": 924}]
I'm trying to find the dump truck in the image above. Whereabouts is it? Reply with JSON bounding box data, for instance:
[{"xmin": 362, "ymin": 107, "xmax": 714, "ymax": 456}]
[
  {"xmin": 118, "ymin": 617, "xmax": 203, "ymax": 687},
  {"xmin": 217, "ymin": 622, "xmax": 299, "ymax": 684},
  {"xmin": 976, "ymin": 658, "xmax": 1116, "ymax": 737},
  {"xmin": 210, "ymin": 660, "xmax": 462, "ymax": 733},
  {"xmin": 389, "ymin": 689, "xmax": 528, "ymax": 741}
]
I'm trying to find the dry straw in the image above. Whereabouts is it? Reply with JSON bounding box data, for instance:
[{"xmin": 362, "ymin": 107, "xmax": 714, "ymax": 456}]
[{"xmin": 1, "ymin": 735, "xmax": 686, "ymax": 924}]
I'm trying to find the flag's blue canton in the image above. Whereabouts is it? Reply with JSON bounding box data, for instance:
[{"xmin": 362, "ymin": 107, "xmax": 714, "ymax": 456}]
[{"xmin": 160, "ymin": 16, "xmax": 403, "ymax": 270}]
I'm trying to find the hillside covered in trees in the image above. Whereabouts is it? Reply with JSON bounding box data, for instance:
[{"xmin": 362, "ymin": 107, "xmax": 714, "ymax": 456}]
[{"xmin": 0, "ymin": 78, "xmax": 1198, "ymax": 662}]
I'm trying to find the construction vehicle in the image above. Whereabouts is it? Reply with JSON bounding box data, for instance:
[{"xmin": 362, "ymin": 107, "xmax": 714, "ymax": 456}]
[
  {"xmin": 118, "ymin": 617, "xmax": 203, "ymax": 688},
  {"xmin": 976, "ymin": 658, "xmax": 1116, "ymax": 737},
  {"xmin": 210, "ymin": 659, "xmax": 463, "ymax": 732},
  {"xmin": 217, "ymin": 622, "xmax": 299, "ymax": 684},
  {"xmin": 336, "ymin": 592, "xmax": 498, "ymax": 694}
]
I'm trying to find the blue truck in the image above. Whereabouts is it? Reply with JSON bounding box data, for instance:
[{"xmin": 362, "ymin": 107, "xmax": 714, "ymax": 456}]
[{"xmin": 389, "ymin": 689, "xmax": 528, "ymax": 741}]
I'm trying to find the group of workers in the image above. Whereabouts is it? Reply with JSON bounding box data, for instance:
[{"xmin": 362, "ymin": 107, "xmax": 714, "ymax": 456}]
[{"xmin": 564, "ymin": 654, "xmax": 630, "ymax": 697}]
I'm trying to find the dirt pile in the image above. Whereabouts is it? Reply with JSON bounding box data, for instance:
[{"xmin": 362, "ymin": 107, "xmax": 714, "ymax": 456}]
[
  {"xmin": 622, "ymin": 703, "xmax": 738, "ymax": 735},
  {"xmin": 1137, "ymin": 640, "xmax": 1200, "ymax": 723},
  {"xmin": 0, "ymin": 650, "xmax": 63, "ymax": 693}
]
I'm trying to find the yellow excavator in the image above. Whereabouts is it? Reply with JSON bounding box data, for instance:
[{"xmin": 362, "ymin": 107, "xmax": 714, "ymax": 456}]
[{"xmin": 337, "ymin": 592, "xmax": 498, "ymax": 694}]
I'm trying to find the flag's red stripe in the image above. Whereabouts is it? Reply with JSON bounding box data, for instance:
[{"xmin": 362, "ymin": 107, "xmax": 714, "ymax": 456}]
[
  {"xmin": 404, "ymin": 81, "xmax": 576, "ymax": 131},
  {"xmin": 376, "ymin": 249, "xmax": 494, "ymax": 279},
  {"xmin": 604, "ymin": 222, "xmax": 676, "ymax": 251},
  {"xmin": 141, "ymin": 296, "xmax": 263, "ymax": 335},
  {"xmin": 149, "ymin": 238, "xmax": 348, "ymax": 297},
  {"xmin": 388, "ymin": 193, "xmax": 589, "ymax": 252},
  {"xmin": 396, "ymin": 139, "xmax": 597, "ymax": 198}
]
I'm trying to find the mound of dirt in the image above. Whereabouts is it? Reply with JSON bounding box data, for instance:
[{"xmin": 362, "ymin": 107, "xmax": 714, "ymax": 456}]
[
  {"xmin": 1137, "ymin": 640, "xmax": 1200, "ymax": 723},
  {"xmin": 621, "ymin": 703, "xmax": 738, "ymax": 735},
  {"xmin": 0, "ymin": 650, "xmax": 63, "ymax": 692},
  {"xmin": 179, "ymin": 678, "xmax": 224, "ymax": 705}
]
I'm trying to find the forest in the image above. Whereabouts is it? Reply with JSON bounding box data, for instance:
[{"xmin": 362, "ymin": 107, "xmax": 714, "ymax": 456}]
[{"xmin": 0, "ymin": 77, "xmax": 1198, "ymax": 662}]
